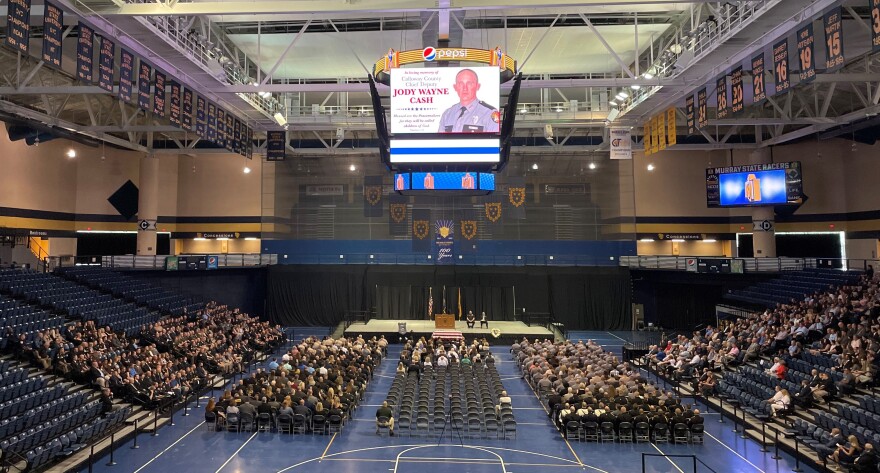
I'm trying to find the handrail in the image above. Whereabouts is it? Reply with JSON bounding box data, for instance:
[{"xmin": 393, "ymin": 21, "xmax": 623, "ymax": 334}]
[
  {"xmin": 621, "ymin": 256, "xmax": 878, "ymax": 273},
  {"xmin": 640, "ymin": 453, "xmax": 719, "ymax": 473},
  {"xmin": 46, "ymin": 253, "xmax": 278, "ymax": 270},
  {"xmin": 0, "ymin": 448, "xmax": 28, "ymax": 472}
]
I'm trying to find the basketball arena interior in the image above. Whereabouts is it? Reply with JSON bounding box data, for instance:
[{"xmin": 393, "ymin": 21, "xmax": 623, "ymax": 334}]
[{"xmin": 1, "ymin": 1, "xmax": 880, "ymax": 472}]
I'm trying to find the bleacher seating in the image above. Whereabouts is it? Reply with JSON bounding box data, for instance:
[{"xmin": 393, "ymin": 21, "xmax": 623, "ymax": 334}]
[
  {"xmin": 0, "ymin": 292, "xmax": 67, "ymax": 350},
  {"xmin": 57, "ymin": 267, "xmax": 204, "ymax": 316},
  {"xmin": 724, "ymin": 268, "xmax": 862, "ymax": 308},
  {"xmin": 0, "ymin": 269, "xmax": 159, "ymax": 336}
]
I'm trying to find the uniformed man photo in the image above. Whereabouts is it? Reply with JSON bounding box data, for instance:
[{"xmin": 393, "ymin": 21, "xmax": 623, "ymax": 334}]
[{"xmin": 438, "ymin": 68, "xmax": 500, "ymax": 133}]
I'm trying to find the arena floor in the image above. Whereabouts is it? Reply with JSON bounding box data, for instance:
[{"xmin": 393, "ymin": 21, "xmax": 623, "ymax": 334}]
[{"xmin": 76, "ymin": 330, "xmax": 820, "ymax": 473}]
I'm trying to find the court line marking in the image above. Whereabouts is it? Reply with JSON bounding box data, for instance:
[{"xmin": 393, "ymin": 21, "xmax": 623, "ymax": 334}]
[
  {"xmin": 649, "ymin": 443, "xmax": 686, "ymax": 473},
  {"xmin": 605, "ymin": 332, "xmax": 628, "ymax": 342},
  {"xmin": 395, "ymin": 445, "xmax": 507, "ymax": 473},
  {"xmin": 214, "ymin": 431, "xmax": 258, "ymax": 473},
  {"xmin": 704, "ymin": 431, "xmax": 766, "ymax": 472},
  {"xmin": 526, "ymin": 375, "xmax": 585, "ymax": 468},
  {"xmin": 320, "ymin": 432, "xmax": 338, "ymax": 460},
  {"xmin": 132, "ymin": 421, "xmax": 205, "ymax": 473},
  {"xmin": 318, "ymin": 458, "xmax": 587, "ymax": 468}
]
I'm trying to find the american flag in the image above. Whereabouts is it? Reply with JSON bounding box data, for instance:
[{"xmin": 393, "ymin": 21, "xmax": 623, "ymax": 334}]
[{"xmin": 428, "ymin": 287, "xmax": 433, "ymax": 318}]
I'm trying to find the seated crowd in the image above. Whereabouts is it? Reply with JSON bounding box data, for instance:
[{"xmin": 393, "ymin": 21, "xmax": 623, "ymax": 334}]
[
  {"xmin": 644, "ymin": 270, "xmax": 880, "ymax": 470},
  {"xmin": 398, "ymin": 335, "xmax": 494, "ymax": 371},
  {"xmin": 205, "ymin": 334, "xmax": 384, "ymax": 433},
  {"xmin": 513, "ymin": 337, "xmax": 702, "ymax": 442},
  {"xmin": 8, "ymin": 301, "xmax": 283, "ymax": 410}
]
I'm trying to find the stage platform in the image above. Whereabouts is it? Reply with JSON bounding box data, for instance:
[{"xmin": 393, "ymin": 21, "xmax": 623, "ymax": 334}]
[{"xmin": 342, "ymin": 319, "xmax": 555, "ymax": 345}]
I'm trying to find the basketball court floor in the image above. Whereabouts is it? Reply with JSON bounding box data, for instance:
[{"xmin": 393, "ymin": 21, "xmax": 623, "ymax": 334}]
[{"xmin": 75, "ymin": 330, "xmax": 819, "ymax": 473}]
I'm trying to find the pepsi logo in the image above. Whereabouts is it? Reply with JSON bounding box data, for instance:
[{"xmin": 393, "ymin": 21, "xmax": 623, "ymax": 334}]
[{"xmin": 422, "ymin": 47, "xmax": 436, "ymax": 61}]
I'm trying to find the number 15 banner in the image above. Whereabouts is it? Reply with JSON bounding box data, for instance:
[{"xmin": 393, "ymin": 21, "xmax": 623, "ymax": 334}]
[{"xmin": 823, "ymin": 7, "xmax": 844, "ymax": 72}]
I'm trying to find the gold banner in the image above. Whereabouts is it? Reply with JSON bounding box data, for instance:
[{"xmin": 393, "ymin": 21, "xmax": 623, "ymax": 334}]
[{"xmin": 667, "ymin": 108, "xmax": 677, "ymax": 146}]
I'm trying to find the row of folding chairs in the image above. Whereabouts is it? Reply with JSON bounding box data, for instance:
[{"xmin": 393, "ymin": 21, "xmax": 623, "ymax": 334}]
[
  {"xmin": 209, "ymin": 411, "xmax": 345, "ymax": 435},
  {"xmin": 564, "ymin": 421, "xmax": 704, "ymax": 445}
]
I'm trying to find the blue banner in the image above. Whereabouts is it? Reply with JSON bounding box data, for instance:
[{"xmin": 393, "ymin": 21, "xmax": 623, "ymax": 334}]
[
  {"xmin": 97, "ymin": 36, "xmax": 114, "ymax": 93},
  {"xmin": 168, "ymin": 80, "xmax": 181, "ymax": 126},
  {"xmin": 225, "ymin": 114, "xmax": 234, "ymax": 151},
  {"xmin": 6, "ymin": 0, "xmax": 31, "ymax": 54},
  {"xmin": 41, "ymin": 2, "xmax": 62, "ymax": 68},
  {"xmin": 182, "ymin": 88, "xmax": 193, "ymax": 130},
  {"xmin": 196, "ymin": 95, "xmax": 206, "ymax": 137},
  {"xmin": 267, "ymin": 130, "xmax": 286, "ymax": 161},
  {"xmin": 217, "ymin": 109, "xmax": 226, "ymax": 147},
  {"xmin": 153, "ymin": 71, "xmax": 166, "ymax": 117},
  {"xmin": 137, "ymin": 60, "xmax": 152, "ymax": 111},
  {"xmin": 76, "ymin": 23, "xmax": 95, "ymax": 83},
  {"xmin": 207, "ymin": 102, "xmax": 217, "ymax": 142},
  {"xmin": 118, "ymin": 48, "xmax": 134, "ymax": 102},
  {"xmin": 435, "ymin": 219, "xmax": 455, "ymax": 264}
]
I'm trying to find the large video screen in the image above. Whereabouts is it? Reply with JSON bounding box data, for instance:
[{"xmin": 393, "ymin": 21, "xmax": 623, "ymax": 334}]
[
  {"xmin": 390, "ymin": 66, "xmax": 501, "ymax": 135},
  {"xmin": 707, "ymin": 162, "xmax": 803, "ymax": 207},
  {"xmin": 394, "ymin": 172, "xmax": 495, "ymax": 193}
]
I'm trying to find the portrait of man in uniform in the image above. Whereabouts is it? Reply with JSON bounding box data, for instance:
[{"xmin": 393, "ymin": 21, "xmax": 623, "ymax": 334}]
[{"xmin": 438, "ymin": 68, "xmax": 500, "ymax": 133}]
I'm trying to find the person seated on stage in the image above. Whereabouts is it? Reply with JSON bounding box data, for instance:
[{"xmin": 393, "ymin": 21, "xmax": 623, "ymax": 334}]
[
  {"xmin": 466, "ymin": 311, "xmax": 476, "ymax": 329},
  {"xmin": 376, "ymin": 401, "xmax": 395, "ymax": 436},
  {"xmin": 480, "ymin": 312, "xmax": 489, "ymax": 328}
]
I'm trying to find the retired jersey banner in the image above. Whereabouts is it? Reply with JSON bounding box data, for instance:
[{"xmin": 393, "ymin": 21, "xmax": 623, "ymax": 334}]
[
  {"xmin": 652, "ymin": 114, "xmax": 661, "ymax": 153},
  {"xmin": 435, "ymin": 219, "xmax": 455, "ymax": 265},
  {"xmin": 716, "ymin": 75, "xmax": 729, "ymax": 120},
  {"xmin": 97, "ymin": 36, "xmax": 114, "ymax": 93},
  {"xmin": 363, "ymin": 175, "xmax": 384, "ymax": 217},
  {"xmin": 245, "ymin": 126, "xmax": 254, "ymax": 158},
  {"xmin": 233, "ymin": 118, "xmax": 241, "ymax": 153},
  {"xmin": 751, "ymin": 53, "xmax": 767, "ymax": 104},
  {"xmin": 41, "ymin": 2, "xmax": 63, "ymax": 68},
  {"xmin": 643, "ymin": 122, "xmax": 652, "ymax": 156},
  {"xmin": 730, "ymin": 66, "xmax": 744, "ymax": 115},
  {"xmin": 697, "ymin": 87, "xmax": 708, "ymax": 129},
  {"xmin": 456, "ymin": 208, "xmax": 478, "ymax": 254},
  {"xmin": 6, "ymin": 0, "xmax": 31, "ymax": 54},
  {"xmin": 225, "ymin": 115, "xmax": 234, "ymax": 151},
  {"xmin": 153, "ymin": 71, "xmax": 166, "ymax": 117},
  {"xmin": 797, "ymin": 23, "xmax": 816, "ymax": 83},
  {"xmin": 389, "ymin": 194, "xmax": 408, "ymax": 236},
  {"xmin": 137, "ymin": 60, "xmax": 152, "ymax": 111},
  {"xmin": 656, "ymin": 113, "xmax": 666, "ymax": 151},
  {"xmin": 507, "ymin": 176, "xmax": 526, "ymax": 220},
  {"xmin": 169, "ymin": 80, "xmax": 181, "ymax": 126},
  {"xmin": 182, "ymin": 87, "xmax": 194, "ymax": 130},
  {"xmin": 686, "ymin": 95, "xmax": 695, "ymax": 135},
  {"xmin": 609, "ymin": 127, "xmax": 632, "ymax": 159},
  {"xmin": 823, "ymin": 8, "xmax": 844, "ymax": 72},
  {"xmin": 118, "ymin": 48, "xmax": 134, "ymax": 102},
  {"xmin": 666, "ymin": 108, "xmax": 677, "ymax": 145},
  {"xmin": 412, "ymin": 209, "xmax": 432, "ymax": 252},
  {"xmin": 76, "ymin": 23, "xmax": 95, "ymax": 84},
  {"xmin": 266, "ymin": 130, "xmax": 286, "ymax": 161},
  {"xmin": 773, "ymin": 39, "xmax": 790, "ymax": 94}
]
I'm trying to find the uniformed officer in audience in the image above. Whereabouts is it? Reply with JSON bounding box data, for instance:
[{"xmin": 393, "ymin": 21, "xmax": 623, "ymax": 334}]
[{"xmin": 438, "ymin": 68, "xmax": 499, "ymax": 133}]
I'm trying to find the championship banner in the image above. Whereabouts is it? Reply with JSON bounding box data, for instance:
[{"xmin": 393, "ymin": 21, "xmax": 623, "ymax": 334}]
[
  {"xmin": 245, "ymin": 127, "xmax": 254, "ymax": 158},
  {"xmin": 751, "ymin": 53, "xmax": 767, "ymax": 104},
  {"xmin": 389, "ymin": 194, "xmax": 408, "ymax": 236},
  {"xmin": 873, "ymin": 0, "xmax": 880, "ymax": 52},
  {"xmin": 655, "ymin": 113, "xmax": 665, "ymax": 151},
  {"xmin": 97, "ymin": 36, "xmax": 114, "ymax": 93},
  {"xmin": 233, "ymin": 118, "xmax": 242, "ymax": 153},
  {"xmin": 435, "ymin": 220, "xmax": 455, "ymax": 265},
  {"xmin": 651, "ymin": 115, "xmax": 660, "ymax": 154},
  {"xmin": 412, "ymin": 209, "xmax": 432, "ymax": 252},
  {"xmin": 6, "ymin": 0, "xmax": 30, "ymax": 54},
  {"xmin": 363, "ymin": 175, "xmax": 384, "ymax": 217},
  {"xmin": 797, "ymin": 23, "xmax": 816, "ymax": 83},
  {"xmin": 266, "ymin": 130, "xmax": 286, "ymax": 161},
  {"xmin": 137, "ymin": 61, "xmax": 152, "ymax": 111},
  {"xmin": 118, "ymin": 48, "xmax": 134, "ymax": 102},
  {"xmin": 507, "ymin": 176, "xmax": 526, "ymax": 219},
  {"xmin": 773, "ymin": 39, "xmax": 790, "ymax": 94},
  {"xmin": 182, "ymin": 87, "xmax": 194, "ymax": 131},
  {"xmin": 207, "ymin": 102, "xmax": 217, "ymax": 142},
  {"xmin": 217, "ymin": 109, "xmax": 226, "ymax": 148},
  {"xmin": 153, "ymin": 71, "xmax": 166, "ymax": 117},
  {"xmin": 483, "ymin": 194, "xmax": 502, "ymax": 227},
  {"xmin": 666, "ymin": 108, "xmax": 677, "ymax": 145},
  {"xmin": 609, "ymin": 127, "xmax": 632, "ymax": 159},
  {"xmin": 823, "ymin": 7, "xmax": 844, "ymax": 72},
  {"xmin": 225, "ymin": 115, "xmax": 234, "ymax": 151},
  {"xmin": 697, "ymin": 88, "xmax": 708, "ymax": 129},
  {"xmin": 41, "ymin": 2, "xmax": 62, "ymax": 68},
  {"xmin": 716, "ymin": 75, "xmax": 729, "ymax": 120},
  {"xmin": 643, "ymin": 122, "xmax": 652, "ymax": 155},
  {"xmin": 730, "ymin": 66, "xmax": 744, "ymax": 115},
  {"xmin": 169, "ymin": 80, "xmax": 181, "ymax": 126},
  {"xmin": 456, "ymin": 208, "xmax": 478, "ymax": 254},
  {"xmin": 195, "ymin": 95, "xmax": 206, "ymax": 138},
  {"xmin": 76, "ymin": 23, "xmax": 95, "ymax": 84},
  {"xmin": 686, "ymin": 95, "xmax": 695, "ymax": 135}
]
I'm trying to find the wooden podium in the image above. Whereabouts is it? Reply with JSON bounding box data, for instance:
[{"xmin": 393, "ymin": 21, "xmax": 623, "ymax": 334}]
[{"xmin": 434, "ymin": 314, "xmax": 456, "ymax": 329}]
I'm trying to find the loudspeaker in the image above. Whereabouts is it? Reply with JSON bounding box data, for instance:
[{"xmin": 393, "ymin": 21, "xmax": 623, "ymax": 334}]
[
  {"xmin": 543, "ymin": 124, "xmax": 554, "ymax": 139},
  {"xmin": 336, "ymin": 128, "xmax": 345, "ymax": 140}
]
